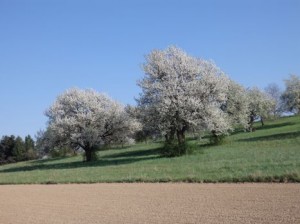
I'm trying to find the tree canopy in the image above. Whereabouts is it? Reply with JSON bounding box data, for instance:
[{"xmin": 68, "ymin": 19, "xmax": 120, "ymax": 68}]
[
  {"xmin": 45, "ymin": 88, "xmax": 140, "ymax": 161},
  {"xmin": 137, "ymin": 46, "xmax": 231, "ymax": 153},
  {"xmin": 281, "ymin": 74, "xmax": 300, "ymax": 114}
]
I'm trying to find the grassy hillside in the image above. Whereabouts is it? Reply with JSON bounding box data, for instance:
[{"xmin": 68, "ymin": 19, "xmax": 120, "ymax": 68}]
[{"xmin": 0, "ymin": 115, "xmax": 299, "ymax": 184}]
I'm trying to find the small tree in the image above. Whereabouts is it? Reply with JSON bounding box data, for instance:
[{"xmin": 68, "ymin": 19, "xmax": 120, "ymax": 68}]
[
  {"xmin": 0, "ymin": 135, "xmax": 16, "ymax": 164},
  {"xmin": 35, "ymin": 129, "xmax": 56, "ymax": 157},
  {"xmin": 45, "ymin": 88, "xmax": 140, "ymax": 162},
  {"xmin": 24, "ymin": 135, "xmax": 35, "ymax": 151},
  {"xmin": 247, "ymin": 87, "xmax": 275, "ymax": 131},
  {"xmin": 281, "ymin": 74, "xmax": 300, "ymax": 114},
  {"xmin": 12, "ymin": 136, "xmax": 26, "ymax": 161},
  {"xmin": 264, "ymin": 83, "xmax": 282, "ymax": 117},
  {"xmin": 24, "ymin": 135, "xmax": 37, "ymax": 160},
  {"xmin": 222, "ymin": 80, "xmax": 249, "ymax": 129}
]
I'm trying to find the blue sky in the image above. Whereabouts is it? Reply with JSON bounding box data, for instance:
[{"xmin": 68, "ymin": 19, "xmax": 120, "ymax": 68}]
[{"xmin": 0, "ymin": 0, "xmax": 299, "ymax": 138}]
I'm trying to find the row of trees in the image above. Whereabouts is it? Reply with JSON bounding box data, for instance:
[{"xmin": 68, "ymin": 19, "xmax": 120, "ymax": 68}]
[
  {"xmin": 0, "ymin": 135, "xmax": 36, "ymax": 165},
  {"xmin": 36, "ymin": 46, "xmax": 299, "ymax": 161}
]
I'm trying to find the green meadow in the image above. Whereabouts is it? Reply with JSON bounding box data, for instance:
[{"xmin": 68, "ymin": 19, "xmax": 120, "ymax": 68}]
[{"xmin": 0, "ymin": 115, "xmax": 299, "ymax": 184}]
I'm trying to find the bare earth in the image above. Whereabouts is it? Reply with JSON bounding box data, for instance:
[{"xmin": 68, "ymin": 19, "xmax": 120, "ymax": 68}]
[{"xmin": 0, "ymin": 184, "xmax": 299, "ymax": 224}]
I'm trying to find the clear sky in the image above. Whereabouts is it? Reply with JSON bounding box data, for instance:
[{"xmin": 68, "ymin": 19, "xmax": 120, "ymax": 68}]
[{"xmin": 0, "ymin": 0, "xmax": 299, "ymax": 138}]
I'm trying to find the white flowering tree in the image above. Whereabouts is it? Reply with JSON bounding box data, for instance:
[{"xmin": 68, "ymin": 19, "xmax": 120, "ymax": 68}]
[
  {"xmin": 137, "ymin": 46, "xmax": 231, "ymax": 152},
  {"xmin": 281, "ymin": 74, "xmax": 300, "ymax": 114},
  {"xmin": 246, "ymin": 87, "xmax": 275, "ymax": 130},
  {"xmin": 124, "ymin": 105, "xmax": 159, "ymax": 142},
  {"xmin": 222, "ymin": 80, "xmax": 249, "ymax": 129},
  {"xmin": 45, "ymin": 88, "xmax": 140, "ymax": 161},
  {"xmin": 264, "ymin": 83, "xmax": 282, "ymax": 117}
]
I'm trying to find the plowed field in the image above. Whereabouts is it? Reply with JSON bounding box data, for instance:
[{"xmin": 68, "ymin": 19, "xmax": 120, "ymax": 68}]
[{"xmin": 0, "ymin": 184, "xmax": 299, "ymax": 224}]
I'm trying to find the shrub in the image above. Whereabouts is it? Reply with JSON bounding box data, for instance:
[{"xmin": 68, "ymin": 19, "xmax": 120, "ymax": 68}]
[
  {"xmin": 50, "ymin": 149, "xmax": 62, "ymax": 158},
  {"xmin": 160, "ymin": 141, "xmax": 195, "ymax": 157},
  {"xmin": 49, "ymin": 147, "xmax": 75, "ymax": 158},
  {"xmin": 25, "ymin": 149, "xmax": 38, "ymax": 160},
  {"xmin": 209, "ymin": 134, "xmax": 227, "ymax": 145}
]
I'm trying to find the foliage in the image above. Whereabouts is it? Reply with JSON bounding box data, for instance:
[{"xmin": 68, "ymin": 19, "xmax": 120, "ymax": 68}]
[
  {"xmin": 49, "ymin": 146, "xmax": 75, "ymax": 158},
  {"xmin": 0, "ymin": 135, "xmax": 15, "ymax": 164},
  {"xmin": 209, "ymin": 133, "xmax": 227, "ymax": 145},
  {"xmin": 161, "ymin": 140, "xmax": 196, "ymax": 157},
  {"xmin": 281, "ymin": 74, "xmax": 300, "ymax": 114},
  {"xmin": 264, "ymin": 83, "xmax": 283, "ymax": 117},
  {"xmin": 12, "ymin": 136, "xmax": 26, "ymax": 161},
  {"xmin": 0, "ymin": 135, "xmax": 36, "ymax": 165},
  {"xmin": 246, "ymin": 87, "xmax": 275, "ymax": 130},
  {"xmin": 125, "ymin": 105, "xmax": 160, "ymax": 142},
  {"xmin": 222, "ymin": 80, "xmax": 249, "ymax": 129},
  {"xmin": 161, "ymin": 141, "xmax": 186, "ymax": 157},
  {"xmin": 137, "ymin": 46, "xmax": 231, "ymax": 152},
  {"xmin": 35, "ymin": 129, "xmax": 56, "ymax": 157},
  {"xmin": 45, "ymin": 88, "xmax": 141, "ymax": 161}
]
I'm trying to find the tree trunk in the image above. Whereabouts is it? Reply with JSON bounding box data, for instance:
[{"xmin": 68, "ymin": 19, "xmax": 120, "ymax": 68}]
[
  {"xmin": 248, "ymin": 113, "xmax": 255, "ymax": 132},
  {"xmin": 260, "ymin": 117, "xmax": 264, "ymax": 126},
  {"xmin": 165, "ymin": 128, "xmax": 176, "ymax": 143},
  {"xmin": 85, "ymin": 148, "xmax": 92, "ymax": 162},
  {"xmin": 176, "ymin": 129, "xmax": 186, "ymax": 145}
]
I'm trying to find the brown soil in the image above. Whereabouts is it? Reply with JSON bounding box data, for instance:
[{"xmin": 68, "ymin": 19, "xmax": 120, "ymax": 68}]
[{"xmin": 0, "ymin": 183, "xmax": 299, "ymax": 224}]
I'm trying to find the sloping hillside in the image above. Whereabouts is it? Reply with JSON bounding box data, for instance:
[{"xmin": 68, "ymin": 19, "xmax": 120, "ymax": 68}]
[{"xmin": 0, "ymin": 116, "xmax": 299, "ymax": 184}]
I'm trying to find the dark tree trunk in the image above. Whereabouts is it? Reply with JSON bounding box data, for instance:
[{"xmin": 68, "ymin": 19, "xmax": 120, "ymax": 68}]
[
  {"xmin": 165, "ymin": 134, "xmax": 169, "ymax": 142},
  {"xmin": 85, "ymin": 148, "xmax": 92, "ymax": 162},
  {"xmin": 165, "ymin": 128, "xmax": 176, "ymax": 143},
  {"xmin": 176, "ymin": 130, "xmax": 185, "ymax": 145},
  {"xmin": 260, "ymin": 117, "xmax": 264, "ymax": 126},
  {"xmin": 248, "ymin": 113, "xmax": 255, "ymax": 132},
  {"xmin": 176, "ymin": 126, "xmax": 186, "ymax": 145}
]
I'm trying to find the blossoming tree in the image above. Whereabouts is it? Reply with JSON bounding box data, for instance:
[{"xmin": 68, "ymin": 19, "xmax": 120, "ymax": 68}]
[
  {"xmin": 246, "ymin": 87, "xmax": 275, "ymax": 130},
  {"xmin": 281, "ymin": 74, "xmax": 300, "ymax": 114},
  {"xmin": 137, "ymin": 46, "xmax": 231, "ymax": 151},
  {"xmin": 45, "ymin": 88, "xmax": 140, "ymax": 161}
]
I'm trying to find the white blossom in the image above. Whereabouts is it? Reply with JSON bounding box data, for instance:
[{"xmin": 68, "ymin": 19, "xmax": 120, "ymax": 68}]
[
  {"xmin": 281, "ymin": 74, "xmax": 300, "ymax": 114},
  {"xmin": 264, "ymin": 83, "xmax": 282, "ymax": 117},
  {"xmin": 137, "ymin": 46, "xmax": 231, "ymax": 144},
  {"xmin": 223, "ymin": 80, "xmax": 249, "ymax": 129},
  {"xmin": 45, "ymin": 88, "xmax": 141, "ymax": 161},
  {"xmin": 246, "ymin": 87, "xmax": 275, "ymax": 129}
]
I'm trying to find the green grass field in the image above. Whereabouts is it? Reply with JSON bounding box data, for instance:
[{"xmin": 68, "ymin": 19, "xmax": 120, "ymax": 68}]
[{"xmin": 0, "ymin": 115, "xmax": 299, "ymax": 184}]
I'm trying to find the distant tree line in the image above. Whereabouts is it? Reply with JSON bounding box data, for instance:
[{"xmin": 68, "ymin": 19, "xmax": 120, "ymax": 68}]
[{"xmin": 0, "ymin": 135, "xmax": 37, "ymax": 165}]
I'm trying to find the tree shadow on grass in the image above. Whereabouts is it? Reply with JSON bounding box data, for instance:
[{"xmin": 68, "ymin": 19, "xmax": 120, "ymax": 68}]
[
  {"xmin": 256, "ymin": 122, "xmax": 296, "ymax": 131},
  {"xmin": 229, "ymin": 122, "xmax": 296, "ymax": 136},
  {"xmin": 238, "ymin": 131, "xmax": 300, "ymax": 142},
  {"xmin": 102, "ymin": 147, "xmax": 161, "ymax": 159},
  {"xmin": 99, "ymin": 145, "xmax": 133, "ymax": 151},
  {"xmin": 0, "ymin": 147, "xmax": 162, "ymax": 173},
  {"xmin": 30, "ymin": 156, "xmax": 73, "ymax": 164},
  {"xmin": 229, "ymin": 128, "xmax": 247, "ymax": 136}
]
